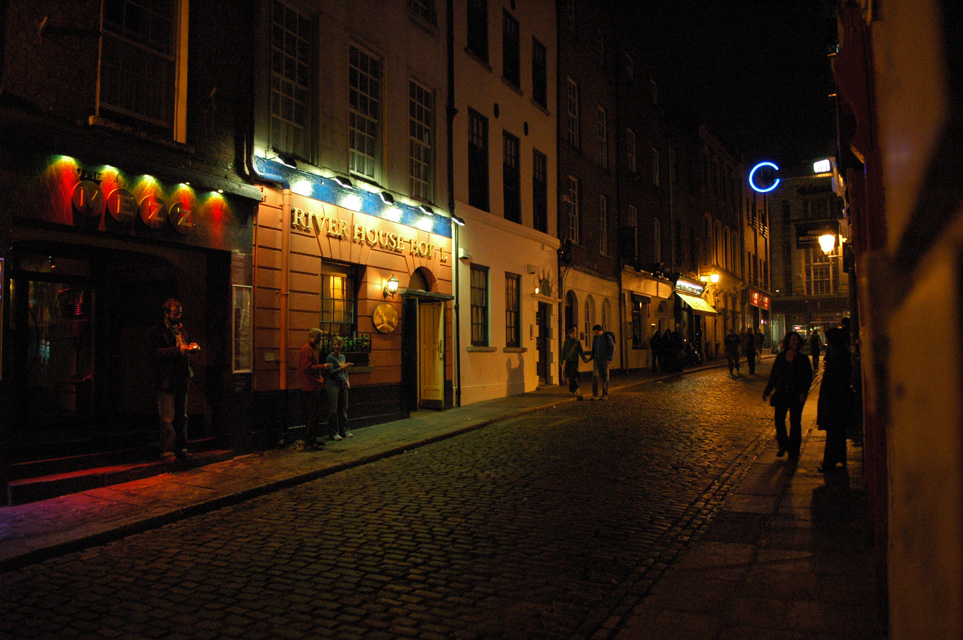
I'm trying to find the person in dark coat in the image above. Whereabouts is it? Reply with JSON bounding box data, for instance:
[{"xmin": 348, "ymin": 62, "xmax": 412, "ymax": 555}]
[
  {"xmin": 147, "ymin": 299, "xmax": 199, "ymax": 460},
  {"xmin": 724, "ymin": 329, "xmax": 741, "ymax": 374},
  {"xmin": 816, "ymin": 328, "xmax": 854, "ymax": 471},
  {"xmin": 649, "ymin": 330, "xmax": 662, "ymax": 373},
  {"xmin": 587, "ymin": 324, "xmax": 615, "ymax": 400},
  {"xmin": 809, "ymin": 329, "xmax": 822, "ymax": 370},
  {"xmin": 560, "ymin": 326, "xmax": 588, "ymax": 394},
  {"xmin": 762, "ymin": 331, "xmax": 813, "ymax": 461},
  {"xmin": 744, "ymin": 328, "xmax": 757, "ymax": 375}
]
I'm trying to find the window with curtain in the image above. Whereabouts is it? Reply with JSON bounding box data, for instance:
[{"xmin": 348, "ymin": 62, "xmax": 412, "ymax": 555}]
[{"xmin": 320, "ymin": 265, "xmax": 356, "ymax": 336}]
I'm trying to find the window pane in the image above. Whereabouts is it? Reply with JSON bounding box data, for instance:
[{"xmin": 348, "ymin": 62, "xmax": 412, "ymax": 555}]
[
  {"xmin": 505, "ymin": 273, "xmax": 520, "ymax": 348},
  {"xmin": 471, "ymin": 266, "xmax": 489, "ymax": 346},
  {"xmin": 349, "ymin": 44, "xmax": 381, "ymax": 179}
]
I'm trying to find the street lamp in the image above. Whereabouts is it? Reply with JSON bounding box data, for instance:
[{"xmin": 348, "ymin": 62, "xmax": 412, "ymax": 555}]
[{"xmin": 818, "ymin": 233, "xmax": 837, "ymax": 255}]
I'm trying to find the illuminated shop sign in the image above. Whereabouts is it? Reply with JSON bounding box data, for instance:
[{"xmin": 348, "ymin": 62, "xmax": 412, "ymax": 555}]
[
  {"xmin": 291, "ymin": 206, "xmax": 446, "ymax": 260},
  {"xmin": 674, "ymin": 278, "xmax": 705, "ymax": 296},
  {"xmin": 748, "ymin": 161, "xmax": 780, "ymax": 193},
  {"xmin": 49, "ymin": 156, "xmax": 206, "ymax": 235},
  {"xmin": 253, "ymin": 155, "xmax": 453, "ymax": 239}
]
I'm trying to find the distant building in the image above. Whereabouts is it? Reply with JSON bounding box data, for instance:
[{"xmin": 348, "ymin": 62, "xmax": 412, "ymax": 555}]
[{"xmin": 766, "ymin": 159, "xmax": 850, "ymax": 345}]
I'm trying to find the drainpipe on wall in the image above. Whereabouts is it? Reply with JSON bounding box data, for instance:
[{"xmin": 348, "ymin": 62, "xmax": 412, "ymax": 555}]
[
  {"xmin": 280, "ymin": 188, "xmax": 291, "ymax": 392},
  {"xmin": 446, "ymin": 0, "xmax": 460, "ymax": 407}
]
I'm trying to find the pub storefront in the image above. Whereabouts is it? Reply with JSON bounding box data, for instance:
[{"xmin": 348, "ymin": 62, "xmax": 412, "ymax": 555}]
[
  {"xmin": 0, "ymin": 153, "xmax": 260, "ymax": 504},
  {"xmin": 250, "ymin": 158, "xmax": 454, "ymax": 445}
]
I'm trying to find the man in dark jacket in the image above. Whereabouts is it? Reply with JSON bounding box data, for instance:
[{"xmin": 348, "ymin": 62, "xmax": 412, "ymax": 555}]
[
  {"xmin": 588, "ymin": 324, "xmax": 615, "ymax": 400},
  {"xmin": 147, "ymin": 299, "xmax": 198, "ymax": 460}
]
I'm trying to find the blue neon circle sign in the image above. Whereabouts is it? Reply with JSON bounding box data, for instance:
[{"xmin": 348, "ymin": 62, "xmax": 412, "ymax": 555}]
[{"xmin": 749, "ymin": 161, "xmax": 781, "ymax": 193}]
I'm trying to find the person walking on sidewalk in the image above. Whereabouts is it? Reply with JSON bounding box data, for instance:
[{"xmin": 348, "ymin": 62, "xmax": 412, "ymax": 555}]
[
  {"xmin": 587, "ymin": 325, "xmax": 615, "ymax": 400},
  {"xmin": 560, "ymin": 326, "xmax": 588, "ymax": 395},
  {"xmin": 148, "ymin": 298, "xmax": 200, "ymax": 461},
  {"xmin": 762, "ymin": 331, "xmax": 813, "ymax": 461},
  {"xmin": 744, "ymin": 328, "xmax": 757, "ymax": 375},
  {"xmin": 809, "ymin": 329, "xmax": 822, "ymax": 371},
  {"xmin": 724, "ymin": 328, "xmax": 741, "ymax": 375},
  {"xmin": 326, "ymin": 336, "xmax": 354, "ymax": 440},
  {"xmin": 649, "ymin": 329, "xmax": 662, "ymax": 372},
  {"xmin": 288, "ymin": 328, "xmax": 330, "ymax": 450},
  {"xmin": 816, "ymin": 328, "xmax": 855, "ymax": 472}
]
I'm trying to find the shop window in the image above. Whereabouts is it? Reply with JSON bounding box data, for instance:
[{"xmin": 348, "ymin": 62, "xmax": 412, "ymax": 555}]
[{"xmin": 320, "ymin": 265, "xmax": 356, "ymax": 336}]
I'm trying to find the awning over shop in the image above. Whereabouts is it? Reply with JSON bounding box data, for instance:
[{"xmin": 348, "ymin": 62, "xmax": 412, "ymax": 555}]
[{"xmin": 676, "ymin": 292, "xmax": 719, "ymax": 315}]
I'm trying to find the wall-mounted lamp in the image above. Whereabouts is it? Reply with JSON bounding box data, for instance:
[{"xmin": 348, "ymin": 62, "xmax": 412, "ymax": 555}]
[
  {"xmin": 419, "ymin": 205, "xmax": 434, "ymax": 216},
  {"xmin": 379, "ymin": 191, "xmax": 395, "ymax": 205},
  {"xmin": 333, "ymin": 176, "xmax": 354, "ymax": 189},
  {"xmin": 383, "ymin": 275, "xmax": 400, "ymax": 298},
  {"xmin": 818, "ymin": 233, "xmax": 838, "ymax": 255},
  {"xmin": 451, "ymin": 215, "xmax": 466, "ymax": 226},
  {"xmin": 700, "ymin": 272, "xmax": 720, "ymax": 284}
]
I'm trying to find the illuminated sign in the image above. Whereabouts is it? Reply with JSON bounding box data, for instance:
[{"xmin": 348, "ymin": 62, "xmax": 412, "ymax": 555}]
[
  {"xmin": 760, "ymin": 295, "xmax": 770, "ymax": 310},
  {"xmin": 291, "ymin": 206, "xmax": 447, "ymax": 261},
  {"xmin": 749, "ymin": 161, "xmax": 780, "ymax": 193},
  {"xmin": 750, "ymin": 291, "xmax": 760, "ymax": 307},
  {"xmin": 813, "ymin": 159, "xmax": 831, "ymax": 173},
  {"xmin": 674, "ymin": 278, "xmax": 705, "ymax": 296}
]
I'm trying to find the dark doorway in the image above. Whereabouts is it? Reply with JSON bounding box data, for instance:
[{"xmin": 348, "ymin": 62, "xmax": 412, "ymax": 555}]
[{"xmin": 536, "ymin": 302, "xmax": 550, "ymax": 384}]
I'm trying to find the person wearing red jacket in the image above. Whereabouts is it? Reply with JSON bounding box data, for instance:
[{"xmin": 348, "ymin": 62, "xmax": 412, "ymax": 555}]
[{"xmin": 284, "ymin": 327, "xmax": 331, "ymax": 450}]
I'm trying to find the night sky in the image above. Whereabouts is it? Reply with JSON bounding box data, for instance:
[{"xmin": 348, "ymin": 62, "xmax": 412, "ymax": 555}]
[{"xmin": 625, "ymin": 0, "xmax": 836, "ymax": 166}]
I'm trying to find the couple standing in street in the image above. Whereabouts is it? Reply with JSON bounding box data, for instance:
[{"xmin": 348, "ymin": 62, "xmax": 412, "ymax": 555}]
[
  {"xmin": 561, "ymin": 324, "xmax": 615, "ymax": 401},
  {"xmin": 290, "ymin": 328, "xmax": 354, "ymax": 450}
]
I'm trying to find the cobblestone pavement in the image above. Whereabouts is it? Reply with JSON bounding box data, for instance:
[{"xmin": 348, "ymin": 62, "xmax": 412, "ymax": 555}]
[{"xmin": 0, "ymin": 365, "xmax": 778, "ymax": 639}]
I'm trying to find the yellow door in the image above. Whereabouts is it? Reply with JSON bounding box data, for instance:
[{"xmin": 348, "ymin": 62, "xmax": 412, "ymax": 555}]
[{"xmin": 418, "ymin": 302, "xmax": 444, "ymax": 406}]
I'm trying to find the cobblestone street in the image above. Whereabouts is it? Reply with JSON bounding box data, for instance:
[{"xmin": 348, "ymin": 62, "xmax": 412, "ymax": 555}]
[{"xmin": 1, "ymin": 365, "xmax": 784, "ymax": 639}]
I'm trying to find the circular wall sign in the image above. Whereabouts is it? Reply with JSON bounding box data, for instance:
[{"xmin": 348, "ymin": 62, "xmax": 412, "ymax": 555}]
[
  {"xmin": 373, "ymin": 303, "xmax": 399, "ymax": 334},
  {"xmin": 749, "ymin": 161, "xmax": 781, "ymax": 193}
]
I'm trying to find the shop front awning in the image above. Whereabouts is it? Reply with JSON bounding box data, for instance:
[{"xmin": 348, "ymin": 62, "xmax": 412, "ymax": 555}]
[{"xmin": 676, "ymin": 292, "xmax": 719, "ymax": 315}]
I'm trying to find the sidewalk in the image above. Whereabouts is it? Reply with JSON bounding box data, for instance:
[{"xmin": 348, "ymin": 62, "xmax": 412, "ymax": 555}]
[
  {"xmin": 613, "ymin": 371, "xmax": 884, "ymax": 639},
  {"xmin": 0, "ymin": 356, "xmax": 882, "ymax": 637}
]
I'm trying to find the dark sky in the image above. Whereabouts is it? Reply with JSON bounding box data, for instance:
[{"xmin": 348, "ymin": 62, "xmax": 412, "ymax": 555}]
[{"xmin": 625, "ymin": 0, "xmax": 836, "ymax": 166}]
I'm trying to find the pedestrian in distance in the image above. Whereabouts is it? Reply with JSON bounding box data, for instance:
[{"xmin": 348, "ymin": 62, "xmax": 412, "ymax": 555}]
[
  {"xmin": 809, "ymin": 329, "xmax": 822, "ymax": 371},
  {"xmin": 756, "ymin": 328, "xmax": 765, "ymax": 355},
  {"xmin": 762, "ymin": 331, "xmax": 814, "ymax": 462},
  {"xmin": 287, "ymin": 328, "xmax": 331, "ymax": 451},
  {"xmin": 560, "ymin": 325, "xmax": 589, "ymax": 395},
  {"xmin": 586, "ymin": 324, "xmax": 615, "ymax": 400},
  {"xmin": 147, "ymin": 298, "xmax": 200, "ymax": 461},
  {"xmin": 744, "ymin": 327, "xmax": 757, "ymax": 375},
  {"xmin": 649, "ymin": 329, "xmax": 662, "ymax": 373},
  {"xmin": 326, "ymin": 336, "xmax": 354, "ymax": 440},
  {"xmin": 724, "ymin": 328, "xmax": 741, "ymax": 375},
  {"xmin": 816, "ymin": 328, "xmax": 855, "ymax": 472}
]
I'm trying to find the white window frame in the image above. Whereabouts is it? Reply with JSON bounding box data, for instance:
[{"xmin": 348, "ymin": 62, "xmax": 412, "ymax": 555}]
[
  {"xmin": 408, "ymin": 79, "xmax": 434, "ymax": 201},
  {"xmin": 349, "ymin": 43, "xmax": 382, "ymax": 181},
  {"xmin": 567, "ymin": 175, "xmax": 580, "ymax": 245}
]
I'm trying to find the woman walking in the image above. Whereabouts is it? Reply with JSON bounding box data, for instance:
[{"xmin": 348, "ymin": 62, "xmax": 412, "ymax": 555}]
[
  {"xmin": 560, "ymin": 326, "xmax": 588, "ymax": 394},
  {"xmin": 762, "ymin": 331, "xmax": 813, "ymax": 461}
]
